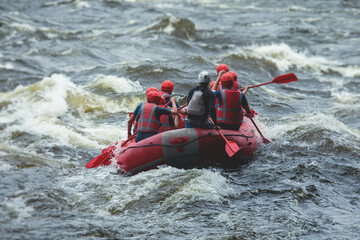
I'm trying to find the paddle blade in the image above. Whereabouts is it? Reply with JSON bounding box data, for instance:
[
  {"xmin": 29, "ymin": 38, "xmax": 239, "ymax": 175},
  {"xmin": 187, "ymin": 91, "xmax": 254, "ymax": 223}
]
[
  {"xmin": 85, "ymin": 152, "xmax": 112, "ymax": 169},
  {"xmin": 225, "ymin": 141, "xmax": 240, "ymax": 157},
  {"xmin": 272, "ymin": 73, "xmax": 298, "ymax": 84}
]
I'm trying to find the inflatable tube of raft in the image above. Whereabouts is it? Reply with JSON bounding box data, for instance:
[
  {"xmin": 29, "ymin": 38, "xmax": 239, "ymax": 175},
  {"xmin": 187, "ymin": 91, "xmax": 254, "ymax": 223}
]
[{"xmin": 115, "ymin": 118, "xmax": 259, "ymax": 175}]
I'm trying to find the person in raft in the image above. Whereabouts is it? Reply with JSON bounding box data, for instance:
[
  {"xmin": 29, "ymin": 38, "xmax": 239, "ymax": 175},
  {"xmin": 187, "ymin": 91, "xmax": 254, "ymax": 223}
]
[
  {"xmin": 131, "ymin": 90, "xmax": 179, "ymax": 143},
  {"xmin": 128, "ymin": 87, "xmax": 160, "ymax": 135},
  {"xmin": 209, "ymin": 63, "xmax": 229, "ymax": 91},
  {"xmin": 159, "ymin": 80, "xmax": 176, "ymax": 104},
  {"xmin": 159, "ymin": 80, "xmax": 186, "ymax": 115},
  {"xmin": 185, "ymin": 71, "xmax": 219, "ymax": 129},
  {"xmin": 211, "ymin": 72, "xmax": 253, "ymax": 131},
  {"xmin": 157, "ymin": 96, "xmax": 182, "ymax": 132},
  {"xmin": 209, "ymin": 64, "xmax": 241, "ymax": 91}
]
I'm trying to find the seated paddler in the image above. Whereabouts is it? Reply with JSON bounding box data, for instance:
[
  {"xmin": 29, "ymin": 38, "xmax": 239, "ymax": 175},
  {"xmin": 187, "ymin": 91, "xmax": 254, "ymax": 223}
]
[{"xmin": 132, "ymin": 90, "xmax": 179, "ymax": 143}]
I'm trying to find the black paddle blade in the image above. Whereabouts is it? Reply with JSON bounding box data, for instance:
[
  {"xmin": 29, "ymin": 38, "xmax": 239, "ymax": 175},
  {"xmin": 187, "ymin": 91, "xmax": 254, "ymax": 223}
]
[{"xmin": 273, "ymin": 73, "xmax": 298, "ymax": 84}]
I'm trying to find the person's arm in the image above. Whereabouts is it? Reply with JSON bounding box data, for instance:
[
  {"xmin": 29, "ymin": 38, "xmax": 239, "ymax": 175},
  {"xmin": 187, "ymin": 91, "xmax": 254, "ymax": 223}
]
[
  {"xmin": 208, "ymin": 91, "xmax": 217, "ymax": 125},
  {"xmin": 241, "ymin": 93, "xmax": 253, "ymax": 117},
  {"xmin": 127, "ymin": 114, "xmax": 136, "ymax": 138},
  {"xmin": 211, "ymin": 70, "xmax": 226, "ymax": 91},
  {"xmin": 156, "ymin": 107, "xmax": 178, "ymax": 120},
  {"xmin": 178, "ymin": 107, "xmax": 186, "ymax": 116},
  {"xmin": 170, "ymin": 97, "xmax": 177, "ymax": 112},
  {"xmin": 172, "ymin": 114, "xmax": 181, "ymax": 129},
  {"xmin": 242, "ymin": 86, "xmax": 249, "ymax": 95},
  {"xmin": 128, "ymin": 103, "xmax": 142, "ymax": 136},
  {"xmin": 170, "ymin": 109, "xmax": 179, "ymax": 115},
  {"xmin": 133, "ymin": 121, "xmax": 138, "ymax": 132},
  {"xmin": 214, "ymin": 91, "xmax": 222, "ymax": 107}
]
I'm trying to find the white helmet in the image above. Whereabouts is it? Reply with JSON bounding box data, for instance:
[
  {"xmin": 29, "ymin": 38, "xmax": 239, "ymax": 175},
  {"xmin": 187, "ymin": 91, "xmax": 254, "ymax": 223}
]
[{"xmin": 198, "ymin": 71, "xmax": 211, "ymax": 84}]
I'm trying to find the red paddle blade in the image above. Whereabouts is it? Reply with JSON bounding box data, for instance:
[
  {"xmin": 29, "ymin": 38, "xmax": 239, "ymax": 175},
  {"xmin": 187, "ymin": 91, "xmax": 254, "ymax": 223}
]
[
  {"xmin": 85, "ymin": 152, "xmax": 112, "ymax": 169},
  {"xmin": 272, "ymin": 73, "xmax": 298, "ymax": 84},
  {"xmin": 225, "ymin": 141, "xmax": 240, "ymax": 157}
]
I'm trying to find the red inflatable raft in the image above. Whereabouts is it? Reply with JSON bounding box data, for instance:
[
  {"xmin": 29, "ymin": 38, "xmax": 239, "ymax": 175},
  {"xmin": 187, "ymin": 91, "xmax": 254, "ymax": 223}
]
[{"xmin": 98, "ymin": 116, "xmax": 261, "ymax": 175}]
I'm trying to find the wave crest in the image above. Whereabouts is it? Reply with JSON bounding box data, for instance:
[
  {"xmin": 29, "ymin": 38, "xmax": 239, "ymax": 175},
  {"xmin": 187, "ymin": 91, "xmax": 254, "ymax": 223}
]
[
  {"xmin": 231, "ymin": 43, "xmax": 360, "ymax": 78},
  {"xmin": 136, "ymin": 14, "xmax": 196, "ymax": 41}
]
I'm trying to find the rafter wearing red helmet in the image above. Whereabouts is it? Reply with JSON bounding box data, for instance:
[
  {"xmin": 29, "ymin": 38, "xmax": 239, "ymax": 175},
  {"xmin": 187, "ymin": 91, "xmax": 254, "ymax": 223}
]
[
  {"xmin": 132, "ymin": 90, "xmax": 180, "ymax": 143},
  {"xmin": 159, "ymin": 80, "xmax": 186, "ymax": 116},
  {"xmin": 216, "ymin": 63, "xmax": 229, "ymax": 74},
  {"xmin": 158, "ymin": 96, "xmax": 182, "ymax": 133},
  {"xmin": 211, "ymin": 72, "xmax": 253, "ymax": 130},
  {"xmin": 160, "ymin": 80, "xmax": 175, "ymax": 104},
  {"xmin": 128, "ymin": 87, "xmax": 160, "ymax": 136},
  {"xmin": 228, "ymin": 71, "xmax": 239, "ymax": 90},
  {"xmin": 211, "ymin": 63, "xmax": 229, "ymax": 92}
]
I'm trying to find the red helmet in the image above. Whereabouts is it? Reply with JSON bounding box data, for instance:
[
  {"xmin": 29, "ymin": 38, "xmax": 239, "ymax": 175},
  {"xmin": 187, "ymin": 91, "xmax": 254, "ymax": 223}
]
[
  {"xmin": 146, "ymin": 87, "xmax": 159, "ymax": 95},
  {"xmin": 220, "ymin": 72, "xmax": 234, "ymax": 88},
  {"xmin": 161, "ymin": 80, "xmax": 174, "ymax": 94},
  {"xmin": 228, "ymin": 71, "xmax": 237, "ymax": 82},
  {"xmin": 216, "ymin": 64, "xmax": 229, "ymax": 74},
  {"xmin": 159, "ymin": 96, "xmax": 166, "ymax": 105},
  {"xmin": 147, "ymin": 91, "xmax": 161, "ymax": 104}
]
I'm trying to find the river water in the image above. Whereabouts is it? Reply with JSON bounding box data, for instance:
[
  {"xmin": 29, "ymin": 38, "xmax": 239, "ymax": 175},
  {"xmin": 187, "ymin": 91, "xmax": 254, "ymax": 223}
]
[{"xmin": 1, "ymin": 0, "xmax": 359, "ymax": 239}]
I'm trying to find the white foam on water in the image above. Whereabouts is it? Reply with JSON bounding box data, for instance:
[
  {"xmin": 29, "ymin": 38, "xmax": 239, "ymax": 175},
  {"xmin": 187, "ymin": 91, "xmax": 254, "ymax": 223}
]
[
  {"xmin": 62, "ymin": 166, "xmax": 233, "ymax": 218},
  {"xmin": 162, "ymin": 15, "xmax": 178, "ymax": 35},
  {"xmin": 282, "ymin": 5, "xmax": 312, "ymax": 12},
  {"xmin": 10, "ymin": 22, "xmax": 36, "ymax": 32},
  {"xmin": 89, "ymin": 74, "xmax": 143, "ymax": 93},
  {"xmin": 83, "ymin": 125, "xmax": 125, "ymax": 146},
  {"xmin": 243, "ymin": 43, "xmax": 360, "ymax": 78},
  {"xmin": 270, "ymin": 112, "xmax": 360, "ymax": 144},
  {"xmin": 331, "ymin": 91, "xmax": 360, "ymax": 105},
  {"xmin": 0, "ymin": 63, "xmax": 14, "ymax": 70},
  {"xmin": 317, "ymin": 76, "xmax": 344, "ymax": 87},
  {"xmin": 160, "ymin": 168, "xmax": 234, "ymax": 206},
  {"xmin": 0, "ymin": 74, "xmax": 129, "ymax": 148},
  {"xmin": 2, "ymin": 196, "xmax": 34, "ymax": 224},
  {"xmin": 133, "ymin": 13, "xmax": 195, "ymax": 40},
  {"xmin": 304, "ymin": 17, "xmax": 321, "ymax": 23},
  {"xmin": 0, "ymin": 74, "xmax": 70, "ymax": 122},
  {"xmin": 75, "ymin": 0, "xmax": 90, "ymax": 9},
  {"xmin": 0, "ymin": 161, "xmax": 14, "ymax": 171}
]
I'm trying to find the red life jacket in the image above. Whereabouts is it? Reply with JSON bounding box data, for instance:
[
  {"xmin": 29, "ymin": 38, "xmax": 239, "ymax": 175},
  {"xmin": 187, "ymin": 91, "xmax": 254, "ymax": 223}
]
[
  {"xmin": 137, "ymin": 103, "xmax": 161, "ymax": 133},
  {"xmin": 215, "ymin": 83, "xmax": 239, "ymax": 108},
  {"xmin": 159, "ymin": 91, "xmax": 171, "ymax": 100},
  {"xmin": 158, "ymin": 104, "xmax": 173, "ymax": 132},
  {"xmin": 217, "ymin": 89, "xmax": 242, "ymax": 125}
]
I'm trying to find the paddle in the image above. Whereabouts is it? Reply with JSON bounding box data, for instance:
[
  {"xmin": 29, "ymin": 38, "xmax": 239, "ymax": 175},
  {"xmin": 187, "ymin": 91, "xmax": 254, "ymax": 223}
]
[
  {"xmin": 178, "ymin": 104, "xmax": 187, "ymax": 110},
  {"xmin": 247, "ymin": 116, "xmax": 271, "ymax": 144},
  {"xmin": 239, "ymin": 73, "xmax": 298, "ymax": 91},
  {"xmin": 208, "ymin": 117, "xmax": 240, "ymax": 157},
  {"xmin": 86, "ymin": 95, "xmax": 182, "ymax": 169},
  {"xmin": 121, "ymin": 131, "xmax": 137, "ymax": 147},
  {"xmin": 85, "ymin": 132, "xmax": 137, "ymax": 169},
  {"xmin": 85, "ymin": 148, "xmax": 114, "ymax": 169}
]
